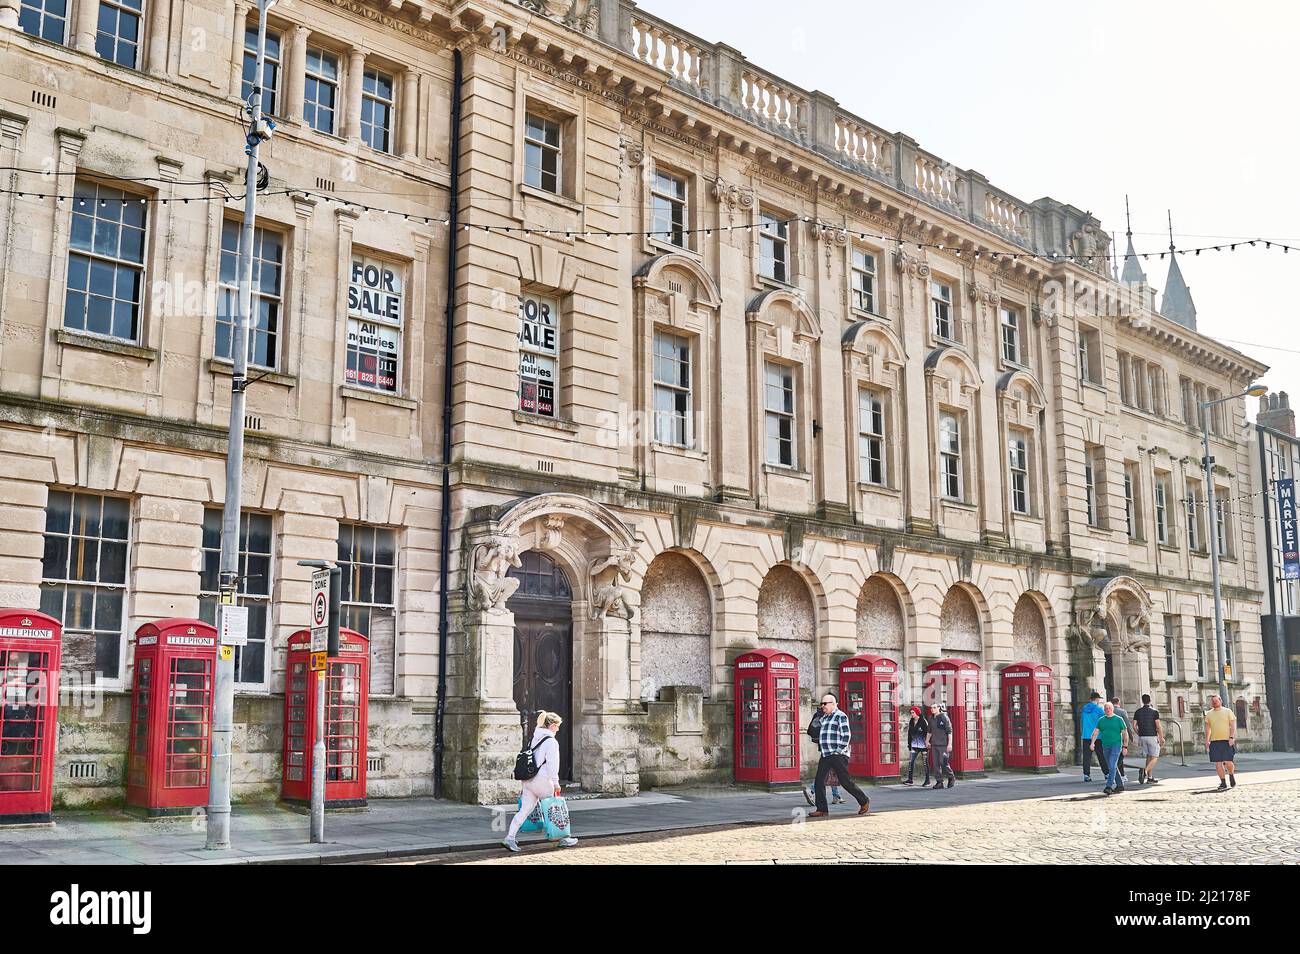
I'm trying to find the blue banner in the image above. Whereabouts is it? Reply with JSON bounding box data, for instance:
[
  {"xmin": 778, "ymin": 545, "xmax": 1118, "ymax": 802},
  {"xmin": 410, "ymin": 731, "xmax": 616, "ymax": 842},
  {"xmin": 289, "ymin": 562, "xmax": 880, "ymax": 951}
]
[{"xmin": 1279, "ymin": 479, "xmax": 1300, "ymax": 580}]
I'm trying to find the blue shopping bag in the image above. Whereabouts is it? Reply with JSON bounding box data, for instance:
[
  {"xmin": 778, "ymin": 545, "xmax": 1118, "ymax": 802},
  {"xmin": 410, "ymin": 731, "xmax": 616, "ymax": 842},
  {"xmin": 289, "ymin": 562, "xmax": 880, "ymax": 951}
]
[
  {"xmin": 538, "ymin": 795, "xmax": 571, "ymax": 840},
  {"xmin": 516, "ymin": 796, "xmax": 544, "ymax": 834}
]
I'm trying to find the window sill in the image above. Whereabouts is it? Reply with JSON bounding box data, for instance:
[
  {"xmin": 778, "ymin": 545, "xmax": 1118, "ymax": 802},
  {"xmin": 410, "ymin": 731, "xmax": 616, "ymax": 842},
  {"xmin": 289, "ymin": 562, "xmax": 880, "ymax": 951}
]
[
  {"xmin": 756, "ymin": 274, "xmax": 795, "ymax": 292},
  {"xmin": 858, "ymin": 481, "xmax": 900, "ymax": 496},
  {"xmin": 649, "ymin": 237, "xmax": 697, "ymax": 258},
  {"xmin": 1000, "ymin": 358, "xmax": 1030, "ymax": 375},
  {"xmin": 940, "ymin": 497, "xmax": 977, "ymax": 511},
  {"xmin": 208, "ymin": 358, "xmax": 296, "ymax": 389},
  {"xmin": 340, "ymin": 385, "xmax": 417, "ymax": 410},
  {"xmin": 513, "ymin": 410, "xmax": 578, "ymax": 433},
  {"xmin": 851, "ymin": 308, "xmax": 887, "ymax": 323},
  {"xmin": 518, "ymin": 183, "xmax": 582, "ymax": 214},
  {"xmin": 932, "ymin": 334, "xmax": 962, "ymax": 349},
  {"xmin": 1011, "ymin": 511, "xmax": 1043, "ymax": 523},
  {"xmin": 1158, "ymin": 543, "xmax": 1180, "ymax": 554},
  {"xmin": 651, "ymin": 442, "xmax": 707, "ymax": 461},
  {"xmin": 763, "ymin": 463, "xmax": 810, "ymax": 481},
  {"xmin": 55, "ymin": 328, "xmax": 157, "ymax": 362},
  {"xmin": 1081, "ymin": 380, "xmax": 1107, "ymax": 395}
]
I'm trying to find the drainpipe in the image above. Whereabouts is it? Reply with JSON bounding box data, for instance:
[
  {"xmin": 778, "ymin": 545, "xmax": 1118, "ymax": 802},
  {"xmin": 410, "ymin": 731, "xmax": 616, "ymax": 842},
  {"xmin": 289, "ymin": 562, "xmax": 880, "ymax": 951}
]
[{"xmin": 434, "ymin": 46, "xmax": 463, "ymax": 799}]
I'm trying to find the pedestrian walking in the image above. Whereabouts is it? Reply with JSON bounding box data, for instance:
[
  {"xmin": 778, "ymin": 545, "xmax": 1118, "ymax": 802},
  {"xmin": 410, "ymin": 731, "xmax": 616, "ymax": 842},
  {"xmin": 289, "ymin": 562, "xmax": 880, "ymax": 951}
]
[
  {"xmin": 1110, "ymin": 696, "xmax": 1132, "ymax": 782},
  {"xmin": 803, "ymin": 693, "xmax": 843, "ymax": 805},
  {"xmin": 904, "ymin": 705, "xmax": 931, "ymax": 786},
  {"xmin": 1088, "ymin": 701, "xmax": 1130, "ymax": 795},
  {"xmin": 1079, "ymin": 690, "xmax": 1106, "ymax": 782},
  {"xmin": 1204, "ymin": 694, "xmax": 1238, "ymax": 791},
  {"xmin": 1133, "ymin": 693, "xmax": 1164, "ymax": 784},
  {"xmin": 807, "ymin": 693, "xmax": 871, "ymax": 817},
  {"xmin": 502, "ymin": 711, "xmax": 578, "ymax": 852},
  {"xmin": 927, "ymin": 703, "xmax": 955, "ymax": 789}
]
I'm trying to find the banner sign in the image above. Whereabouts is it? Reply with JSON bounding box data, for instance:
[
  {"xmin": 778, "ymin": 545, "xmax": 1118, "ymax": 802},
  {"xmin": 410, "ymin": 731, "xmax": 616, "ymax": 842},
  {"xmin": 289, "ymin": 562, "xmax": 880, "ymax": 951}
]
[{"xmin": 1279, "ymin": 478, "xmax": 1299, "ymax": 580}]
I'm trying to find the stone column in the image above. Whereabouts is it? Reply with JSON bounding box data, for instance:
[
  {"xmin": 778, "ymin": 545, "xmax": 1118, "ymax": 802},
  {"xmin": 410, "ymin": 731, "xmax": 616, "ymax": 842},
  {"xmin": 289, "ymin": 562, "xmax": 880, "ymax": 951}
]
[
  {"xmin": 399, "ymin": 68, "xmax": 418, "ymax": 158},
  {"xmin": 228, "ymin": 2, "xmax": 251, "ymax": 99},
  {"xmin": 0, "ymin": 1, "xmax": 20, "ymax": 31},
  {"xmin": 574, "ymin": 607, "xmax": 640, "ymax": 796},
  {"xmin": 145, "ymin": 0, "xmax": 170, "ymax": 75},
  {"xmin": 343, "ymin": 47, "xmax": 366, "ymax": 142},
  {"xmin": 284, "ymin": 25, "xmax": 309, "ymax": 123},
  {"xmin": 74, "ymin": 0, "xmax": 100, "ymax": 54}
]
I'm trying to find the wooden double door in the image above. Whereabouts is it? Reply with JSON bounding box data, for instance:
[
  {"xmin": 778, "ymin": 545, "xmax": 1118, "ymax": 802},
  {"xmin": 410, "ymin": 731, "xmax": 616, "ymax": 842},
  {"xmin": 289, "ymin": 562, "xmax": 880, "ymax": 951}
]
[{"xmin": 508, "ymin": 552, "xmax": 574, "ymax": 781}]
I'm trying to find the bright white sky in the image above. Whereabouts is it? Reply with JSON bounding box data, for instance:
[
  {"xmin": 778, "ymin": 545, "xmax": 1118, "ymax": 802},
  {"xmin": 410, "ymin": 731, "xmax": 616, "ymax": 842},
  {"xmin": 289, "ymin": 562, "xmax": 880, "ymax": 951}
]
[{"xmin": 647, "ymin": 0, "xmax": 1300, "ymax": 407}]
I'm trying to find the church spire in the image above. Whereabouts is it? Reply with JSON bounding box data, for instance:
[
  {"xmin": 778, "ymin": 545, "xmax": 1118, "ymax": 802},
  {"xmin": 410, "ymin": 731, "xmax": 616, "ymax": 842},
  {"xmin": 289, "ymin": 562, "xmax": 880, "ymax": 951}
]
[
  {"xmin": 1119, "ymin": 195, "xmax": 1147, "ymax": 285},
  {"xmin": 1159, "ymin": 210, "xmax": 1197, "ymax": 330}
]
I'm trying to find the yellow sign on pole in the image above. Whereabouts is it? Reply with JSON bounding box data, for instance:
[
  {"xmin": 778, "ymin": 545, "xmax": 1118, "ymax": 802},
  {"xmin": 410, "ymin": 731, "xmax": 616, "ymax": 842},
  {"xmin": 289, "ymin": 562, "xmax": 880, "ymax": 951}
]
[
  {"xmin": 220, "ymin": 645, "xmax": 234, "ymax": 662},
  {"xmin": 310, "ymin": 651, "xmax": 327, "ymax": 672},
  {"xmin": 219, "ymin": 590, "xmax": 236, "ymax": 606}
]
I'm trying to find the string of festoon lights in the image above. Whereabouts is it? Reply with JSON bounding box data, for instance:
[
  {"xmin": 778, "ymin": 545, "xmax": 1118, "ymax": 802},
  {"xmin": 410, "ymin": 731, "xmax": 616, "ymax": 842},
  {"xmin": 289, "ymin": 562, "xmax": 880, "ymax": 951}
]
[{"xmin": 2, "ymin": 174, "xmax": 1298, "ymax": 267}]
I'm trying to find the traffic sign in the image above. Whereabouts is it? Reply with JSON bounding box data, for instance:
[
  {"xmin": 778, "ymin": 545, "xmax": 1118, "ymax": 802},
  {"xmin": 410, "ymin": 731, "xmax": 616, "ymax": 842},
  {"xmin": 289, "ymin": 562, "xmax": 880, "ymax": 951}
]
[
  {"xmin": 310, "ymin": 568, "xmax": 329, "ymax": 652},
  {"xmin": 310, "ymin": 651, "xmax": 327, "ymax": 672}
]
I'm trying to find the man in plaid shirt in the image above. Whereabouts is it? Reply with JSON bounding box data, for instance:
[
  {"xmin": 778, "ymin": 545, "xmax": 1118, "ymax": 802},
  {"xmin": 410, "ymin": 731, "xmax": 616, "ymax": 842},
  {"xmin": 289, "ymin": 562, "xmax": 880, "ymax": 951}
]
[{"xmin": 809, "ymin": 693, "xmax": 871, "ymax": 817}]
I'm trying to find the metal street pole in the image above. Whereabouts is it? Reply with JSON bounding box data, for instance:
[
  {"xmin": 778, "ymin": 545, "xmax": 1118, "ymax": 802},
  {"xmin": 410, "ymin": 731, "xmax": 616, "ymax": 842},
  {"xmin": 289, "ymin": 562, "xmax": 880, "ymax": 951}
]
[
  {"xmin": 1201, "ymin": 384, "xmax": 1267, "ymax": 713},
  {"xmin": 1202, "ymin": 415, "xmax": 1229, "ymax": 708},
  {"xmin": 297, "ymin": 560, "xmax": 340, "ymax": 843},
  {"xmin": 208, "ymin": 0, "xmax": 276, "ymax": 851}
]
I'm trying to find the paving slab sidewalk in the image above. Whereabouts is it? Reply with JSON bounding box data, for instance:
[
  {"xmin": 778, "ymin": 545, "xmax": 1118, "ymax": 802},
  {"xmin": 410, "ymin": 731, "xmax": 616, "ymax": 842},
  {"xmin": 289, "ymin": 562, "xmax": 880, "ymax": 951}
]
[{"xmin": 3, "ymin": 752, "xmax": 1297, "ymax": 865}]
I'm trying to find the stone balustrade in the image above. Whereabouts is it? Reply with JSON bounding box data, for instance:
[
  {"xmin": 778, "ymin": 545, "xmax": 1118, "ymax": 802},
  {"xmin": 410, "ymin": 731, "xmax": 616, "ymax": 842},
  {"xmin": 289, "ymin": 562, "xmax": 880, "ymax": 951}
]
[
  {"xmin": 984, "ymin": 191, "xmax": 1029, "ymax": 237},
  {"xmin": 834, "ymin": 116, "xmax": 892, "ymax": 175},
  {"xmin": 508, "ymin": 0, "xmax": 1105, "ymax": 264},
  {"xmin": 631, "ymin": 14, "xmax": 704, "ymax": 89},
  {"xmin": 914, "ymin": 154, "xmax": 960, "ymax": 209}
]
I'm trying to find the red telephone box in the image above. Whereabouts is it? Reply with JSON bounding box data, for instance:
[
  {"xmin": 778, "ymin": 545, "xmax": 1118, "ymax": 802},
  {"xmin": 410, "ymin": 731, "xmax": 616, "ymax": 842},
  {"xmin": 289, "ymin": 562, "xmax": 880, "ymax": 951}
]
[
  {"xmin": 0, "ymin": 610, "xmax": 61, "ymax": 824},
  {"xmin": 1001, "ymin": 662, "xmax": 1055, "ymax": 771},
  {"xmin": 127, "ymin": 619, "xmax": 217, "ymax": 815},
  {"xmin": 839, "ymin": 654, "xmax": 900, "ymax": 780},
  {"xmin": 924, "ymin": 659, "xmax": 984, "ymax": 775},
  {"xmin": 282, "ymin": 628, "xmax": 370, "ymax": 807},
  {"xmin": 733, "ymin": 649, "xmax": 799, "ymax": 785}
]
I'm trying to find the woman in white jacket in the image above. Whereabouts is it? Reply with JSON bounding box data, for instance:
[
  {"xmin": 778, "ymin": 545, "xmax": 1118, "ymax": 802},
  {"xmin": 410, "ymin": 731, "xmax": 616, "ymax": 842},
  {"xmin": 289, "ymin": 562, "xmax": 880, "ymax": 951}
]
[{"xmin": 503, "ymin": 711, "xmax": 578, "ymax": 852}]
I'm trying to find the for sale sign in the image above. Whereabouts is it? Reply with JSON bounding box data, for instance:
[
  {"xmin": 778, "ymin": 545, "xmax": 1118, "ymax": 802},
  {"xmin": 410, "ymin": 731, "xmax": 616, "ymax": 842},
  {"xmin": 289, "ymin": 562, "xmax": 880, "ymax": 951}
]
[{"xmin": 1279, "ymin": 478, "xmax": 1299, "ymax": 580}]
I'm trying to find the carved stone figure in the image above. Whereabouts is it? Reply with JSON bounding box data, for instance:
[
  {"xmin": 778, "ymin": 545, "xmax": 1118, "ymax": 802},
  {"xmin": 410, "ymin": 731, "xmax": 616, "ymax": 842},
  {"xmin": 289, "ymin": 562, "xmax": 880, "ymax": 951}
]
[
  {"xmin": 467, "ymin": 537, "xmax": 522, "ymax": 614},
  {"xmin": 590, "ymin": 551, "xmax": 635, "ymax": 620},
  {"xmin": 1122, "ymin": 610, "xmax": 1152, "ymax": 654},
  {"xmin": 1080, "ymin": 606, "xmax": 1108, "ymax": 649},
  {"xmin": 1070, "ymin": 223, "xmax": 1099, "ymax": 264}
]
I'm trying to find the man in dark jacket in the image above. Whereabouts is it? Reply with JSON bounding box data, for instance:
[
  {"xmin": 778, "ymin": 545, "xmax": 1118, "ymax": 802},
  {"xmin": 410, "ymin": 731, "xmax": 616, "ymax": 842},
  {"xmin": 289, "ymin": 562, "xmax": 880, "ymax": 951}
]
[{"xmin": 927, "ymin": 704, "xmax": 955, "ymax": 789}]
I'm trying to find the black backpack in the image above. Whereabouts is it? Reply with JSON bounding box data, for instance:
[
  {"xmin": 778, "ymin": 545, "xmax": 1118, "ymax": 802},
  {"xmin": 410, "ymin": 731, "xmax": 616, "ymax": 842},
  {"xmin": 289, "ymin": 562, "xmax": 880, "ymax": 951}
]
[
  {"xmin": 806, "ymin": 712, "xmax": 823, "ymax": 742},
  {"xmin": 513, "ymin": 736, "xmax": 549, "ymax": 781}
]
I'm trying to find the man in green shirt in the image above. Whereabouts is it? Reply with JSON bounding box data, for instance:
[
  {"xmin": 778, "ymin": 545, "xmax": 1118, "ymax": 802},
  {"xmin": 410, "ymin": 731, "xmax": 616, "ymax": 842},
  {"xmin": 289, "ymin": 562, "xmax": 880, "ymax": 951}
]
[{"xmin": 1089, "ymin": 701, "xmax": 1131, "ymax": 795}]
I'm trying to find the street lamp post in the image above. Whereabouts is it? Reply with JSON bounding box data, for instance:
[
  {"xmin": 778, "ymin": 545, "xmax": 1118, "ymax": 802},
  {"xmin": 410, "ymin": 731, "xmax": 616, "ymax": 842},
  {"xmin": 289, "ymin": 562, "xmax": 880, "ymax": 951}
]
[
  {"xmin": 207, "ymin": 0, "xmax": 277, "ymax": 851},
  {"xmin": 1201, "ymin": 384, "xmax": 1267, "ymax": 709}
]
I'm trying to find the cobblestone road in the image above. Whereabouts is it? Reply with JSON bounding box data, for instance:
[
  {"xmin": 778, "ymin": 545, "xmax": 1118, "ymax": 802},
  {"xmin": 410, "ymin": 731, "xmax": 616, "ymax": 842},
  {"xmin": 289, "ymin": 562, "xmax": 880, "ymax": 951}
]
[{"xmin": 432, "ymin": 773, "xmax": 1300, "ymax": 865}]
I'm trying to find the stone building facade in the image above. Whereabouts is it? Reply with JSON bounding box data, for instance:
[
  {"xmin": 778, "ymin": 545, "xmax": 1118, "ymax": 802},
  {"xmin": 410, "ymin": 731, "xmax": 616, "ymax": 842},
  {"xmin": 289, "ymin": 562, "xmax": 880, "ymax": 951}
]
[{"xmin": 0, "ymin": 0, "xmax": 1273, "ymax": 808}]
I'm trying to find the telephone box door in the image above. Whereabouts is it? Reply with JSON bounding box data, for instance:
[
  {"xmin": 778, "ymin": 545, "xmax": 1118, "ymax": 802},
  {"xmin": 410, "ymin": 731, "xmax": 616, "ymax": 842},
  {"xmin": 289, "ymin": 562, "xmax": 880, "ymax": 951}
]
[
  {"xmin": 0, "ymin": 610, "xmax": 61, "ymax": 824},
  {"xmin": 733, "ymin": 649, "xmax": 799, "ymax": 785},
  {"xmin": 925, "ymin": 659, "xmax": 984, "ymax": 776}
]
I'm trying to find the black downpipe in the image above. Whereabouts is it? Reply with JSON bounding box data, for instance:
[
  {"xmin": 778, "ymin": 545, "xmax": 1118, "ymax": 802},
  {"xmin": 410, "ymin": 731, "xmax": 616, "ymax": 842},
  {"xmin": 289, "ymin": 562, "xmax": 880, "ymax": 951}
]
[{"xmin": 433, "ymin": 47, "xmax": 463, "ymax": 799}]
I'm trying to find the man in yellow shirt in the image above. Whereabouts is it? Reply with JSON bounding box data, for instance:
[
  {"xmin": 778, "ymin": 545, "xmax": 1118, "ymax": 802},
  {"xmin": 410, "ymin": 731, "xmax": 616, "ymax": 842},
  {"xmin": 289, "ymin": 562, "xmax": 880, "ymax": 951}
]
[{"xmin": 1204, "ymin": 694, "xmax": 1237, "ymax": 791}]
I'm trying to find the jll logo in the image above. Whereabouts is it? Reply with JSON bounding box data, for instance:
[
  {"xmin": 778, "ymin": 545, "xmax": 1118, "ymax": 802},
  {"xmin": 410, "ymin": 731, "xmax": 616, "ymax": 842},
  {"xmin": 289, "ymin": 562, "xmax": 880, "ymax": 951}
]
[{"xmin": 49, "ymin": 884, "xmax": 151, "ymax": 935}]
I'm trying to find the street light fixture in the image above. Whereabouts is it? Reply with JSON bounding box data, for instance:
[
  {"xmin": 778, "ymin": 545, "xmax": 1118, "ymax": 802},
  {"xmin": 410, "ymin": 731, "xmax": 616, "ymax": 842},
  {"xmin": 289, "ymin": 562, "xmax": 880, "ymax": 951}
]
[{"xmin": 1201, "ymin": 383, "xmax": 1267, "ymax": 709}]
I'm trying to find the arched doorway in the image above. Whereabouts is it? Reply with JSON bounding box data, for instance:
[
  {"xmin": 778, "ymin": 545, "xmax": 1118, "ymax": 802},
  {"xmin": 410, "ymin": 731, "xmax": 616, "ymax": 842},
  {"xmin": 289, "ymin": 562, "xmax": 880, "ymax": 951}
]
[
  {"xmin": 640, "ymin": 551, "xmax": 712, "ymax": 701},
  {"xmin": 508, "ymin": 551, "xmax": 574, "ymax": 780}
]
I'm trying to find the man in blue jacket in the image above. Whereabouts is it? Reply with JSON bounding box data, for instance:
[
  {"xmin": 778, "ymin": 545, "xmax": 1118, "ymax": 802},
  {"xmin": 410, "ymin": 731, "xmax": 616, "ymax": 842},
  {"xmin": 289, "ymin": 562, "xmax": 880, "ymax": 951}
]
[{"xmin": 1079, "ymin": 691, "xmax": 1106, "ymax": 782}]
